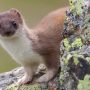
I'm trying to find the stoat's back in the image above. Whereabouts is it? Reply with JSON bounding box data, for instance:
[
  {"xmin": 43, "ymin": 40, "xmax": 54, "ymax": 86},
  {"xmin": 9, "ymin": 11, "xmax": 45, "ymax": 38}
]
[
  {"xmin": 32, "ymin": 7, "xmax": 68, "ymax": 56},
  {"xmin": 34, "ymin": 7, "xmax": 68, "ymax": 41}
]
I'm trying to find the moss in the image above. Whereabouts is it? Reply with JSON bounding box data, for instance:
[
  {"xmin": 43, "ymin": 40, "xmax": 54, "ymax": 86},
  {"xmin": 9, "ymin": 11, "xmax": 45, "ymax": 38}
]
[
  {"xmin": 63, "ymin": 38, "xmax": 71, "ymax": 51},
  {"xmin": 78, "ymin": 75, "xmax": 90, "ymax": 90},
  {"xmin": 6, "ymin": 84, "xmax": 41, "ymax": 90}
]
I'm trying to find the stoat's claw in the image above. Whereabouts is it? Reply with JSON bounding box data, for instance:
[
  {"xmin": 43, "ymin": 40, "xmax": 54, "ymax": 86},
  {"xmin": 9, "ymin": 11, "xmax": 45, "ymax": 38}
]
[{"xmin": 17, "ymin": 75, "xmax": 32, "ymax": 85}]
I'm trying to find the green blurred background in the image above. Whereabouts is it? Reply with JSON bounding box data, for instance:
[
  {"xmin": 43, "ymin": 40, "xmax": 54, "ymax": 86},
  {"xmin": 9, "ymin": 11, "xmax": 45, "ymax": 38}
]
[{"xmin": 0, "ymin": 0, "xmax": 68, "ymax": 73}]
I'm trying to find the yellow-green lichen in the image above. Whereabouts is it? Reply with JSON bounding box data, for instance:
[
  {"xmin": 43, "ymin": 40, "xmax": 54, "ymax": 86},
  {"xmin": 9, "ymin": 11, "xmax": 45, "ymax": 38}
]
[
  {"xmin": 73, "ymin": 56, "xmax": 79, "ymax": 65},
  {"xmin": 71, "ymin": 38, "xmax": 83, "ymax": 49},
  {"xmin": 63, "ymin": 38, "xmax": 83, "ymax": 52},
  {"xmin": 63, "ymin": 38, "xmax": 71, "ymax": 51},
  {"xmin": 6, "ymin": 84, "xmax": 41, "ymax": 90},
  {"xmin": 86, "ymin": 57, "xmax": 90, "ymax": 64},
  {"xmin": 69, "ymin": 0, "xmax": 84, "ymax": 14},
  {"xmin": 64, "ymin": 54, "xmax": 72, "ymax": 65}
]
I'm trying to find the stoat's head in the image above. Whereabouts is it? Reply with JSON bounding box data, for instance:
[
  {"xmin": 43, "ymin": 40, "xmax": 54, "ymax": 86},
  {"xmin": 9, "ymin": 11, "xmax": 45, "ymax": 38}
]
[{"xmin": 0, "ymin": 8, "xmax": 24, "ymax": 39}]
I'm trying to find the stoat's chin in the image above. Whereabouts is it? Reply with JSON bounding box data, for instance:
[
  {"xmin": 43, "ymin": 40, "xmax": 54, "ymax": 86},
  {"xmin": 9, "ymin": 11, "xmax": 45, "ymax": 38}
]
[
  {"xmin": 0, "ymin": 26, "xmax": 23, "ymax": 40},
  {"xmin": 0, "ymin": 31, "xmax": 20, "ymax": 40},
  {"xmin": 0, "ymin": 35, "xmax": 17, "ymax": 40}
]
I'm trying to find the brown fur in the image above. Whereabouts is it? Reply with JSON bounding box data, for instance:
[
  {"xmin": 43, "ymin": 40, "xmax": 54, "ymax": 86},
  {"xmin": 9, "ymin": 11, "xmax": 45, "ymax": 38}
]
[
  {"xmin": 24, "ymin": 7, "xmax": 68, "ymax": 83},
  {"xmin": 29, "ymin": 7, "xmax": 68, "ymax": 69}
]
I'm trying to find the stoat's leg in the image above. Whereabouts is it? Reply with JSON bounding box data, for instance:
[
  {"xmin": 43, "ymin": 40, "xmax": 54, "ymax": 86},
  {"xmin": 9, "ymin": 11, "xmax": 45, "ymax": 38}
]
[
  {"xmin": 36, "ymin": 53, "xmax": 59, "ymax": 83},
  {"xmin": 36, "ymin": 69, "xmax": 58, "ymax": 83},
  {"xmin": 18, "ymin": 66, "xmax": 34, "ymax": 85}
]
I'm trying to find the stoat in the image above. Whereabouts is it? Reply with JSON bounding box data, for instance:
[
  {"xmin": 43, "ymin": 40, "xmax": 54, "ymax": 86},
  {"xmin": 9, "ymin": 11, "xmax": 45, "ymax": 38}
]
[{"xmin": 0, "ymin": 7, "xmax": 68, "ymax": 84}]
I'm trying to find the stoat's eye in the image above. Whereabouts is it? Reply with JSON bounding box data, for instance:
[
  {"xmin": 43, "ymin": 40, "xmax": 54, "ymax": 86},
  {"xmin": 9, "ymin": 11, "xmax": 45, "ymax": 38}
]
[{"xmin": 11, "ymin": 21, "xmax": 18, "ymax": 29}]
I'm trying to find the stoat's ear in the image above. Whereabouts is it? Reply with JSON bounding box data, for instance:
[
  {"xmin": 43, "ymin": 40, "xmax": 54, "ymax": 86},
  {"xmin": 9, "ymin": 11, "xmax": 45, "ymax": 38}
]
[
  {"xmin": 9, "ymin": 8, "xmax": 21, "ymax": 18},
  {"xmin": 9, "ymin": 8, "xmax": 23, "ymax": 24}
]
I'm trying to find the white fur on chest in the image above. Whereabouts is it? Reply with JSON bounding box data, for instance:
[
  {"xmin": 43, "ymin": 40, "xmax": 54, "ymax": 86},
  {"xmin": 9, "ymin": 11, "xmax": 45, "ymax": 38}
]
[{"xmin": 0, "ymin": 34, "xmax": 43, "ymax": 65}]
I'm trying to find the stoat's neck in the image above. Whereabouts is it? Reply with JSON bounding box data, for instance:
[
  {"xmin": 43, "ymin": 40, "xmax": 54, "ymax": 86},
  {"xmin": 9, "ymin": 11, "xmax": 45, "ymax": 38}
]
[
  {"xmin": 0, "ymin": 23, "xmax": 43, "ymax": 65},
  {"xmin": 0, "ymin": 24, "xmax": 37, "ymax": 63},
  {"xmin": 22, "ymin": 23, "xmax": 39, "ymax": 42}
]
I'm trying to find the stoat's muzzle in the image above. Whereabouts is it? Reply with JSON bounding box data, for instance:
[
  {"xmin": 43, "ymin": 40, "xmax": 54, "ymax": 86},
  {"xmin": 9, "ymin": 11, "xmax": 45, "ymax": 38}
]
[
  {"xmin": 0, "ymin": 8, "xmax": 23, "ymax": 38},
  {"xmin": 0, "ymin": 20, "xmax": 18, "ymax": 37}
]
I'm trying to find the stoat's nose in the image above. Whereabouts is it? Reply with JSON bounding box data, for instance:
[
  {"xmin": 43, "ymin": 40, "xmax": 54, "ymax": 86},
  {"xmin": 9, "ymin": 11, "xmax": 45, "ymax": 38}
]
[
  {"xmin": 0, "ymin": 20, "xmax": 17, "ymax": 37},
  {"xmin": 2, "ymin": 30, "xmax": 15, "ymax": 37}
]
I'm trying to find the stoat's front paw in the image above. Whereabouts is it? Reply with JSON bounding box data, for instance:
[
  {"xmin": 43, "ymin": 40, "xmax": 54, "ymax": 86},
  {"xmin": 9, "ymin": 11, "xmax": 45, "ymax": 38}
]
[{"xmin": 17, "ymin": 74, "xmax": 32, "ymax": 85}]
